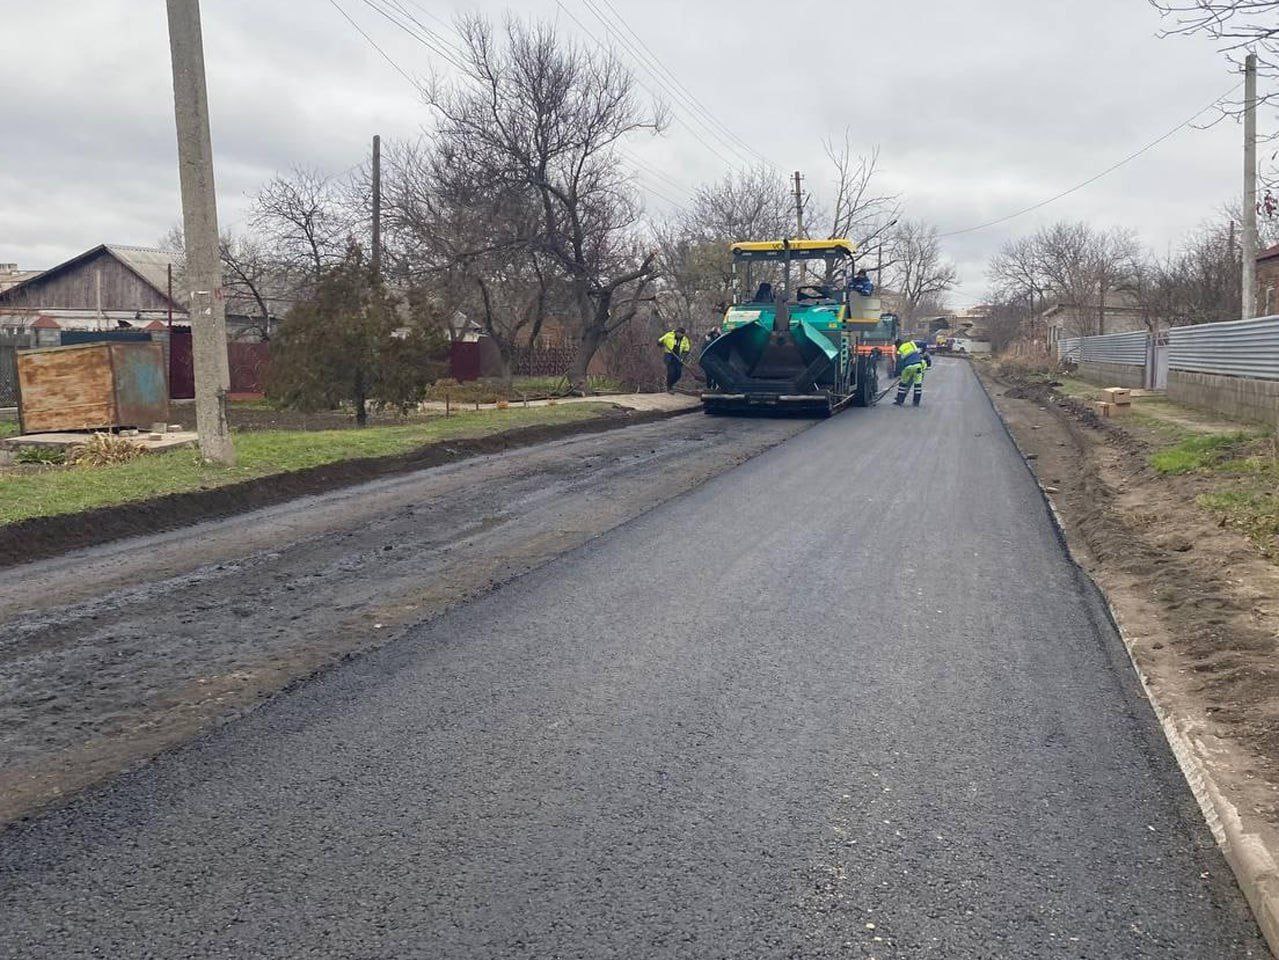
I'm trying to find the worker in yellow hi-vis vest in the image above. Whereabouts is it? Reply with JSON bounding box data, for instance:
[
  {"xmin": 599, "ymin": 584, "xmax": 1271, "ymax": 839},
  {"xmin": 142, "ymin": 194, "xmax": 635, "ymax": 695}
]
[
  {"xmin": 658, "ymin": 327, "xmax": 692, "ymax": 393},
  {"xmin": 894, "ymin": 338, "xmax": 931, "ymax": 406}
]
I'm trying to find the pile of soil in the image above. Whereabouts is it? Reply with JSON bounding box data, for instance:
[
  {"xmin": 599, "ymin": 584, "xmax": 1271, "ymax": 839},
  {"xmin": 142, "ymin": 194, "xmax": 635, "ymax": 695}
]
[
  {"xmin": 979, "ymin": 364, "xmax": 1279, "ymax": 823},
  {"xmin": 0, "ymin": 406, "xmax": 678, "ymax": 568}
]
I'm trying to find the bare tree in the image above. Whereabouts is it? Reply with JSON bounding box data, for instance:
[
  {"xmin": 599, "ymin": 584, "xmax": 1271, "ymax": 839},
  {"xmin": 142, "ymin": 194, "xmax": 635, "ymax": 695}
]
[
  {"xmin": 885, "ymin": 219, "xmax": 959, "ymax": 326},
  {"xmin": 252, "ymin": 167, "xmax": 359, "ymax": 292},
  {"xmin": 160, "ymin": 226, "xmax": 292, "ymax": 340},
  {"xmin": 681, "ymin": 166, "xmax": 794, "ymax": 243},
  {"xmin": 653, "ymin": 166, "xmax": 791, "ymax": 331},
  {"xmin": 1138, "ymin": 218, "xmax": 1244, "ymax": 325},
  {"xmin": 219, "ymin": 234, "xmax": 296, "ymax": 340},
  {"xmin": 819, "ymin": 135, "xmax": 900, "ymax": 244},
  {"xmin": 381, "ymin": 135, "xmax": 558, "ymax": 374},
  {"xmin": 1150, "ymin": 2, "xmax": 1279, "ymax": 109},
  {"xmin": 427, "ymin": 16, "xmax": 665, "ymax": 390}
]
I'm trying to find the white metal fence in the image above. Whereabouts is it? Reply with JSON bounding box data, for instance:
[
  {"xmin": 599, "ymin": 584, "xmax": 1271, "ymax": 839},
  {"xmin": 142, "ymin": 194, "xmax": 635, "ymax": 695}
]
[
  {"xmin": 1058, "ymin": 316, "xmax": 1279, "ymax": 382},
  {"xmin": 1168, "ymin": 316, "xmax": 1279, "ymax": 381}
]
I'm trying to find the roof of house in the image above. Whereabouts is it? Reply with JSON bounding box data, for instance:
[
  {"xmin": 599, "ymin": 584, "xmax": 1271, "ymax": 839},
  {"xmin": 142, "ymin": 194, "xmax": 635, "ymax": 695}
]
[
  {"xmin": 31, "ymin": 315, "xmax": 60, "ymax": 329},
  {"xmin": 1258, "ymin": 243, "xmax": 1279, "ymax": 263},
  {"xmin": 0, "ymin": 244, "xmax": 182, "ymax": 310}
]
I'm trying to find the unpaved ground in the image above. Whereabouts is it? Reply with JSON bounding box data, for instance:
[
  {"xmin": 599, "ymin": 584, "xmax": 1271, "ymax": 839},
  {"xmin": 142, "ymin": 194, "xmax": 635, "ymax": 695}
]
[
  {"xmin": 0, "ymin": 414, "xmax": 809, "ymax": 826},
  {"xmin": 978, "ymin": 364, "xmax": 1279, "ymax": 836}
]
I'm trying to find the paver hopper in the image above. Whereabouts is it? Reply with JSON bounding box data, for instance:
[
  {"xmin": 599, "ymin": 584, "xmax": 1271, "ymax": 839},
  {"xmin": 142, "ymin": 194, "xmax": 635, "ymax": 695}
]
[{"xmin": 700, "ymin": 239, "xmax": 885, "ymax": 417}]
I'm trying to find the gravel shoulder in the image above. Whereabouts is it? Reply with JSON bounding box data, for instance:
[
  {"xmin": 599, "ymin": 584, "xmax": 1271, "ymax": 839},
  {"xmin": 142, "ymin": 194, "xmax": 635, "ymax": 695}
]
[{"xmin": 0, "ymin": 414, "xmax": 808, "ymax": 827}]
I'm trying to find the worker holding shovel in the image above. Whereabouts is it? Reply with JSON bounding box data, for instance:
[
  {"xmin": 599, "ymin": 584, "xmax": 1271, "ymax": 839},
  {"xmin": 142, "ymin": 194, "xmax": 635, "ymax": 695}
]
[{"xmin": 658, "ymin": 327, "xmax": 692, "ymax": 393}]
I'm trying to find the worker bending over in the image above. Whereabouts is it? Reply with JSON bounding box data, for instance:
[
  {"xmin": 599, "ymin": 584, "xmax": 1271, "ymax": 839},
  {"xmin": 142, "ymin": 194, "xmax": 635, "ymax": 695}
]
[
  {"xmin": 894, "ymin": 338, "xmax": 931, "ymax": 406},
  {"xmin": 658, "ymin": 327, "xmax": 692, "ymax": 393}
]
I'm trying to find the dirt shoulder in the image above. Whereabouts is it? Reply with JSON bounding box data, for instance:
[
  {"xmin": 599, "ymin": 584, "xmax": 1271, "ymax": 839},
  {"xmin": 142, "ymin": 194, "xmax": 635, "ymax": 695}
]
[
  {"xmin": 975, "ymin": 359, "xmax": 1279, "ymax": 945},
  {"xmin": 0, "ymin": 404, "xmax": 686, "ymax": 568}
]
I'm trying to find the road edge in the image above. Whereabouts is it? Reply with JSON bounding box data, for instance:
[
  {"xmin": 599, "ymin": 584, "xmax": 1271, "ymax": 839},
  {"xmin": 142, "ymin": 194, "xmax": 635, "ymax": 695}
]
[
  {"xmin": 971, "ymin": 360, "xmax": 1279, "ymax": 957},
  {"xmin": 0, "ymin": 405, "xmax": 698, "ymax": 569}
]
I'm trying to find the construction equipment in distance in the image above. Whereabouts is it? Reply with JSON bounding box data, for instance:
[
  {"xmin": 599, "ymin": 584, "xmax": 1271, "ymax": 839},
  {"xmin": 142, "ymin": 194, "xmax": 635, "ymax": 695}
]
[{"xmin": 699, "ymin": 239, "xmax": 891, "ymax": 417}]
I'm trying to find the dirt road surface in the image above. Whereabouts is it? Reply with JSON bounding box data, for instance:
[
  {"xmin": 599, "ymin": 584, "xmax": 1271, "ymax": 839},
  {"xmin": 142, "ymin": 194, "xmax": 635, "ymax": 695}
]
[{"xmin": 0, "ymin": 361, "xmax": 1268, "ymax": 957}]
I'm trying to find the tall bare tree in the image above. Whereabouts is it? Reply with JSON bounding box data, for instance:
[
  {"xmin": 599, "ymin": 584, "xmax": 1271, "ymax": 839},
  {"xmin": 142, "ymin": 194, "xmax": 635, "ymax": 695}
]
[
  {"xmin": 885, "ymin": 219, "xmax": 959, "ymax": 326},
  {"xmin": 427, "ymin": 16, "xmax": 665, "ymax": 389}
]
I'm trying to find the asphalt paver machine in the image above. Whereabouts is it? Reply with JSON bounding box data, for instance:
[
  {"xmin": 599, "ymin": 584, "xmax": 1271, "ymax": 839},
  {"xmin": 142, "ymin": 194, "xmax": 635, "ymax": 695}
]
[{"xmin": 699, "ymin": 239, "xmax": 885, "ymax": 417}]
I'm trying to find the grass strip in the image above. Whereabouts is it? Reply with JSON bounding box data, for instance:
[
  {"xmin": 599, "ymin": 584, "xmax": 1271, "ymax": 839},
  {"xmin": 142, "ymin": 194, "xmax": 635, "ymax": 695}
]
[{"xmin": 0, "ymin": 403, "xmax": 613, "ymax": 525}]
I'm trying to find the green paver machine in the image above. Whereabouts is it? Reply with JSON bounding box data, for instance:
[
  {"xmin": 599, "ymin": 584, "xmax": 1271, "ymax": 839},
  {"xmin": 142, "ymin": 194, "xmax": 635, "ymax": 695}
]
[{"xmin": 699, "ymin": 239, "xmax": 885, "ymax": 417}]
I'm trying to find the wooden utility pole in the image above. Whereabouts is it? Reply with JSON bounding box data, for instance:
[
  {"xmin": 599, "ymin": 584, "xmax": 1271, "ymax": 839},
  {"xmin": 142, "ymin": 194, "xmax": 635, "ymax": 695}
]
[
  {"xmin": 166, "ymin": 0, "xmax": 234, "ymax": 464},
  {"xmin": 371, "ymin": 133, "xmax": 382, "ymax": 282},
  {"xmin": 1243, "ymin": 52, "xmax": 1258, "ymax": 320}
]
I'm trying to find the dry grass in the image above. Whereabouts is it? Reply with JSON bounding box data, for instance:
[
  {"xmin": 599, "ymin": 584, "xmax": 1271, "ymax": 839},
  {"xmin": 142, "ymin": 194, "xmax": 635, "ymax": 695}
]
[{"xmin": 66, "ymin": 433, "xmax": 145, "ymax": 467}]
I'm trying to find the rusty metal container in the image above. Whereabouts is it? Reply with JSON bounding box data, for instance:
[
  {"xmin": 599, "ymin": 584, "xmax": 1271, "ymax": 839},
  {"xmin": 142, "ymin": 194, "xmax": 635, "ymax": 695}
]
[{"xmin": 16, "ymin": 341, "xmax": 169, "ymax": 433}]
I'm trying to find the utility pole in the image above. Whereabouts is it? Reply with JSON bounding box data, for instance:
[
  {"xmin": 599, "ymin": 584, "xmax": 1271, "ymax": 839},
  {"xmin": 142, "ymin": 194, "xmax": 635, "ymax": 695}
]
[
  {"xmin": 792, "ymin": 171, "xmax": 805, "ymax": 238},
  {"xmin": 371, "ymin": 133, "xmax": 382, "ymax": 282},
  {"xmin": 166, "ymin": 0, "xmax": 234, "ymax": 464},
  {"xmin": 1243, "ymin": 51, "xmax": 1258, "ymax": 320}
]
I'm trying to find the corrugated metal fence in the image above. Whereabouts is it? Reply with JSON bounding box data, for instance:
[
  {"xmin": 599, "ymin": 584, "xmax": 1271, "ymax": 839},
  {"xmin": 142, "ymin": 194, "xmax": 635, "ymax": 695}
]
[
  {"xmin": 1168, "ymin": 316, "xmax": 1279, "ymax": 381},
  {"xmin": 1058, "ymin": 316, "xmax": 1279, "ymax": 382},
  {"xmin": 1057, "ymin": 330, "xmax": 1148, "ymax": 366}
]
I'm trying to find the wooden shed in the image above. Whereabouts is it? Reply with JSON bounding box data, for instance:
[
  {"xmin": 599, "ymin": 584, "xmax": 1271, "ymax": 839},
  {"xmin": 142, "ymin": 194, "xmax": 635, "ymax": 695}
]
[{"xmin": 16, "ymin": 341, "xmax": 169, "ymax": 433}]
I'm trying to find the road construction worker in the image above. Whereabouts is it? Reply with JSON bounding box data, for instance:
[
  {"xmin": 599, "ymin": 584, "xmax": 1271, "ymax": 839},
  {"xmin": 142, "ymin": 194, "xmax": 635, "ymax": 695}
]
[
  {"xmin": 850, "ymin": 269, "xmax": 874, "ymax": 297},
  {"xmin": 894, "ymin": 338, "xmax": 930, "ymax": 406},
  {"xmin": 658, "ymin": 327, "xmax": 692, "ymax": 392}
]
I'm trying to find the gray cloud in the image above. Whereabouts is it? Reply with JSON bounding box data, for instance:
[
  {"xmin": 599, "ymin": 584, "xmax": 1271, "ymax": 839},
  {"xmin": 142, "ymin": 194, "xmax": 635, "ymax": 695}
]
[{"xmin": 0, "ymin": 0, "xmax": 1255, "ymax": 302}]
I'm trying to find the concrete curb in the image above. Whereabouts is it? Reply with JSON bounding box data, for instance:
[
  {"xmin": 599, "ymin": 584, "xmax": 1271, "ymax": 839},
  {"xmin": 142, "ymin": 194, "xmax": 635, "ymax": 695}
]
[{"xmin": 974, "ymin": 367, "xmax": 1279, "ymax": 958}]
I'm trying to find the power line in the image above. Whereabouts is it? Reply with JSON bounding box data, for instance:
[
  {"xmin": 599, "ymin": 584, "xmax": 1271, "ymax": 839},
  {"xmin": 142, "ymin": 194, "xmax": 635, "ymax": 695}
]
[
  {"xmin": 326, "ymin": 0, "xmax": 694, "ymax": 208},
  {"xmin": 554, "ymin": 0, "xmax": 746, "ymax": 173},
  {"xmin": 357, "ymin": 0, "xmax": 467, "ymax": 72},
  {"xmin": 325, "ymin": 0, "xmax": 423, "ymax": 90},
  {"xmin": 580, "ymin": 0, "xmax": 753, "ymax": 166},
  {"xmin": 589, "ymin": 0, "xmax": 777, "ymax": 170},
  {"xmin": 380, "ymin": 0, "xmax": 468, "ymax": 65},
  {"xmin": 938, "ymin": 80, "xmax": 1244, "ymax": 238},
  {"xmin": 576, "ymin": 0, "xmax": 758, "ymax": 170}
]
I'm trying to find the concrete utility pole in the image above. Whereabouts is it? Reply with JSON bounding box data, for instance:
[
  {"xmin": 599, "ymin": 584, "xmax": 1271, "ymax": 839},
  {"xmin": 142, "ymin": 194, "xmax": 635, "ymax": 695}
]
[
  {"xmin": 792, "ymin": 171, "xmax": 805, "ymax": 238},
  {"xmin": 371, "ymin": 134, "xmax": 382, "ymax": 282},
  {"xmin": 166, "ymin": 0, "xmax": 234, "ymax": 464},
  {"xmin": 1243, "ymin": 52, "xmax": 1258, "ymax": 321}
]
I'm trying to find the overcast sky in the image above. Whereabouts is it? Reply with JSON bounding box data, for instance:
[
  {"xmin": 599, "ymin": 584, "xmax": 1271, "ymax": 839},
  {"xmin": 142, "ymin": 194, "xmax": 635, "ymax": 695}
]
[{"xmin": 0, "ymin": 0, "xmax": 1259, "ymax": 303}]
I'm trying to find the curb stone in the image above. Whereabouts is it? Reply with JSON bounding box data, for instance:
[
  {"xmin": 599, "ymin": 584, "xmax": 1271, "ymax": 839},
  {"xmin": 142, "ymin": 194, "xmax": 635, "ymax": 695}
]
[{"xmin": 974, "ymin": 365, "xmax": 1279, "ymax": 958}]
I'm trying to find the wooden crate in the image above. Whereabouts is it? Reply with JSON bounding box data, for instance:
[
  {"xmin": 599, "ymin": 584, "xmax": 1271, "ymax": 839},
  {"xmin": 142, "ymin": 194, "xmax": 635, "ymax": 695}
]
[
  {"xmin": 1094, "ymin": 400, "xmax": 1129, "ymax": 419},
  {"xmin": 17, "ymin": 341, "xmax": 169, "ymax": 433},
  {"xmin": 1102, "ymin": 387, "xmax": 1132, "ymax": 406}
]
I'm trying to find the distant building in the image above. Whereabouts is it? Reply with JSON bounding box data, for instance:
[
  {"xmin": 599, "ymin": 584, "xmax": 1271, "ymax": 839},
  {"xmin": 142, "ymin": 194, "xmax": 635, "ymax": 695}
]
[
  {"xmin": 0, "ymin": 263, "xmax": 40, "ymax": 295},
  {"xmin": 0, "ymin": 244, "xmax": 264, "ymax": 341},
  {"xmin": 0, "ymin": 244, "xmax": 181, "ymax": 337}
]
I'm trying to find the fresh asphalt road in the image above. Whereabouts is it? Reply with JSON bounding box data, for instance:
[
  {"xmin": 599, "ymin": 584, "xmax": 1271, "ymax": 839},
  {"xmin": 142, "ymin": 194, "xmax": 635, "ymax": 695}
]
[{"xmin": 0, "ymin": 360, "xmax": 1266, "ymax": 958}]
